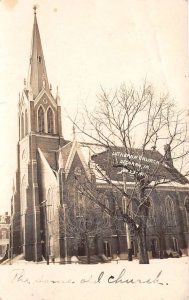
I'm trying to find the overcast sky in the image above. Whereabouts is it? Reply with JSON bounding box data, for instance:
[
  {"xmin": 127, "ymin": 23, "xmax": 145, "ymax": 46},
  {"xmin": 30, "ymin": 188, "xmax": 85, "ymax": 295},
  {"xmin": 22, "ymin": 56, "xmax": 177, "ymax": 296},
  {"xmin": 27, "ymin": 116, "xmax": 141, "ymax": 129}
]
[{"xmin": 0, "ymin": 0, "xmax": 188, "ymax": 214}]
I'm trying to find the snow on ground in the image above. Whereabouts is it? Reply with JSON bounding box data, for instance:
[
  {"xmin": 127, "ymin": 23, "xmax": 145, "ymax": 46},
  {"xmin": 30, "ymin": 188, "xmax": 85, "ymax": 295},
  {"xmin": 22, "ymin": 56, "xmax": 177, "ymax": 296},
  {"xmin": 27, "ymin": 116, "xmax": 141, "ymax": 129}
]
[{"xmin": 0, "ymin": 257, "xmax": 189, "ymax": 300}]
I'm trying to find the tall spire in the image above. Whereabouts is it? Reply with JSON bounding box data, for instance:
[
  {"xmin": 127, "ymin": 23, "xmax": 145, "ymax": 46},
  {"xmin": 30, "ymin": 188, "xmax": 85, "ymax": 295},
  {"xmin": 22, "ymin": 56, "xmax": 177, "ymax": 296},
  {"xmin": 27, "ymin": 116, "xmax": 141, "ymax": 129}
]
[{"xmin": 27, "ymin": 6, "xmax": 49, "ymax": 98}]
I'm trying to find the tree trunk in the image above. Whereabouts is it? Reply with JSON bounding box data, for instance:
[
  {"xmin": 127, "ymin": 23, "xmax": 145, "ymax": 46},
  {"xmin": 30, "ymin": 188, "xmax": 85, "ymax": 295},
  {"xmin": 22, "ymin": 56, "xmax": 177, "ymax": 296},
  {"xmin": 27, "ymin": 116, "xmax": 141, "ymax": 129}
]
[
  {"xmin": 85, "ymin": 234, "xmax": 91, "ymax": 264},
  {"xmin": 159, "ymin": 235, "xmax": 166, "ymax": 258},
  {"xmin": 137, "ymin": 224, "xmax": 149, "ymax": 264},
  {"xmin": 116, "ymin": 231, "xmax": 121, "ymax": 255},
  {"xmin": 159, "ymin": 237, "xmax": 164, "ymax": 259},
  {"xmin": 94, "ymin": 235, "xmax": 99, "ymax": 255}
]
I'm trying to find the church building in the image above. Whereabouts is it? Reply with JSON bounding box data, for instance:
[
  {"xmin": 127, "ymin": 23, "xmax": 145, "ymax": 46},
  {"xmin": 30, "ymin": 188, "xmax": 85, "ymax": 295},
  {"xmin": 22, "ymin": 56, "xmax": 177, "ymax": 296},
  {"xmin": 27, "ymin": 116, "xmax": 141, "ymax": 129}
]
[{"xmin": 10, "ymin": 9, "xmax": 189, "ymax": 263}]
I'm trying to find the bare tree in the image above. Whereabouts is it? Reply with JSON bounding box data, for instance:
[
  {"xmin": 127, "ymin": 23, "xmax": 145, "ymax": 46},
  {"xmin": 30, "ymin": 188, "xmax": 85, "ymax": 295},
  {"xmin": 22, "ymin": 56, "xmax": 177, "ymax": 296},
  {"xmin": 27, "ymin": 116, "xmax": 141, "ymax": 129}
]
[
  {"xmin": 70, "ymin": 82, "xmax": 189, "ymax": 264},
  {"xmin": 58, "ymin": 193, "xmax": 112, "ymax": 264}
]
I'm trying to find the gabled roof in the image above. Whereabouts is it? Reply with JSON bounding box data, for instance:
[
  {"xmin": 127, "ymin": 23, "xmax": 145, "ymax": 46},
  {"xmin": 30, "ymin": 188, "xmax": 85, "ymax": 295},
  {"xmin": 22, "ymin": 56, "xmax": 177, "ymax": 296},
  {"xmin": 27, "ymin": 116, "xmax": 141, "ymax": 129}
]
[
  {"xmin": 91, "ymin": 147, "xmax": 188, "ymax": 185},
  {"xmin": 36, "ymin": 140, "xmax": 71, "ymax": 174},
  {"xmin": 37, "ymin": 140, "xmax": 188, "ymax": 187},
  {"xmin": 38, "ymin": 148, "xmax": 57, "ymax": 183},
  {"xmin": 58, "ymin": 140, "xmax": 91, "ymax": 180},
  {"xmin": 59, "ymin": 142, "xmax": 73, "ymax": 167},
  {"xmin": 34, "ymin": 89, "xmax": 57, "ymax": 109}
]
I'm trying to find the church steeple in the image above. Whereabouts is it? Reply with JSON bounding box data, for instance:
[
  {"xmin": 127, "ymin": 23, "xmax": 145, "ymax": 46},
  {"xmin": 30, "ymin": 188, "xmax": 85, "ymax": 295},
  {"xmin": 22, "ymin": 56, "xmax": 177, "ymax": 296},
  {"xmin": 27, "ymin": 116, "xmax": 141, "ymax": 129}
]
[
  {"xmin": 27, "ymin": 6, "xmax": 49, "ymax": 98},
  {"xmin": 18, "ymin": 8, "xmax": 63, "ymax": 139}
]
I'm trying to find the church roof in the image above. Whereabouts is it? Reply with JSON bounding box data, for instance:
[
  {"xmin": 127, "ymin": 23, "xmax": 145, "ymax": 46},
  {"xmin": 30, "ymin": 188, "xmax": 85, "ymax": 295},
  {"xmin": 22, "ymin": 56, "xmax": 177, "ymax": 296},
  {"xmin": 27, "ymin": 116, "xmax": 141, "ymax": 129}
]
[
  {"xmin": 91, "ymin": 147, "xmax": 188, "ymax": 185},
  {"xmin": 59, "ymin": 142, "xmax": 73, "ymax": 167},
  {"xmin": 27, "ymin": 7, "xmax": 49, "ymax": 98},
  {"xmin": 40, "ymin": 150, "xmax": 57, "ymax": 171},
  {"xmin": 38, "ymin": 140, "xmax": 188, "ymax": 187}
]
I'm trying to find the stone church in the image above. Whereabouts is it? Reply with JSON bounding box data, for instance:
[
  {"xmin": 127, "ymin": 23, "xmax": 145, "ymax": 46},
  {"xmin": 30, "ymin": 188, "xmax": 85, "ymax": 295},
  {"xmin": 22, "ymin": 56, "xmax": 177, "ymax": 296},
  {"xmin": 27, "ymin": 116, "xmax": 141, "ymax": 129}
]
[{"xmin": 10, "ymin": 9, "xmax": 189, "ymax": 263}]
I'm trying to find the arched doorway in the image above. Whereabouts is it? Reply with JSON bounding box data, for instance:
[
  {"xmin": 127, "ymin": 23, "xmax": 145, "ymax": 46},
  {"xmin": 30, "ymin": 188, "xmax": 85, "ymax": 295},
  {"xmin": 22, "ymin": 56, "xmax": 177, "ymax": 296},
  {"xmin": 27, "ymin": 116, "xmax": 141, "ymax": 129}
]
[
  {"xmin": 78, "ymin": 240, "xmax": 86, "ymax": 256},
  {"xmin": 103, "ymin": 241, "xmax": 111, "ymax": 257}
]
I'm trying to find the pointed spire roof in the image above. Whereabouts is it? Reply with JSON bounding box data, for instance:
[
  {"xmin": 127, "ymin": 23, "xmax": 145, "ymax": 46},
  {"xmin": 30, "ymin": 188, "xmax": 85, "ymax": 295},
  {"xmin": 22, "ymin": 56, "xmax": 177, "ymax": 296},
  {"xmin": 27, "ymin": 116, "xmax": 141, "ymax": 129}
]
[
  {"xmin": 56, "ymin": 86, "xmax": 61, "ymax": 105},
  {"xmin": 27, "ymin": 7, "xmax": 49, "ymax": 98}
]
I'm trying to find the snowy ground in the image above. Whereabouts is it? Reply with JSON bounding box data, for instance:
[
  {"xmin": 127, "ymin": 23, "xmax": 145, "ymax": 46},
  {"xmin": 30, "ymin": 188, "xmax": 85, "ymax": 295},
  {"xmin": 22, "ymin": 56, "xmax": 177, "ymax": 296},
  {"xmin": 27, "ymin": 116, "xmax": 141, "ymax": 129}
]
[{"xmin": 0, "ymin": 257, "xmax": 189, "ymax": 300}]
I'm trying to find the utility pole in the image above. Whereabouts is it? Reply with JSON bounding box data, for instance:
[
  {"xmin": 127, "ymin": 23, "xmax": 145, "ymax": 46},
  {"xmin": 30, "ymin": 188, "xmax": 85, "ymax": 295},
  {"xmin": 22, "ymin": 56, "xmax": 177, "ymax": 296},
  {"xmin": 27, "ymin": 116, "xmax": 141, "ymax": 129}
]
[
  {"xmin": 63, "ymin": 204, "xmax": 68, "ymax": 263},
  {"xmin": 41, "ymin": 200, "xmax": 50, "ymax": 265},
  {"xmin": 122, "ymin": 169, "xmax": 132, "ymax": 261}
]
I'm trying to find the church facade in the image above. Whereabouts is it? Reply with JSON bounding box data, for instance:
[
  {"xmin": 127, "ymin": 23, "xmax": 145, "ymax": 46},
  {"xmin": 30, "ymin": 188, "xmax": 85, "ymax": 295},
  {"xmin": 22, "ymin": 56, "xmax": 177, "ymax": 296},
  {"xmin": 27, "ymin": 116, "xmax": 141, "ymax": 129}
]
[{"xmin": 10, "ymin": 9, "xmax": 189, "ymax": 263}]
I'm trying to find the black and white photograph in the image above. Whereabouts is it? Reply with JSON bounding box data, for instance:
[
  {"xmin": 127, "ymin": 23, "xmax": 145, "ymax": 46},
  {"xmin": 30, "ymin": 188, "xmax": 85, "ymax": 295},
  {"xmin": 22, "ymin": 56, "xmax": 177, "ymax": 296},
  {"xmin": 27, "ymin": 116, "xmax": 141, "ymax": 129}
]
[{"xmin": 0, "ymin": 1, "xmax": 189, "ymax": 299}]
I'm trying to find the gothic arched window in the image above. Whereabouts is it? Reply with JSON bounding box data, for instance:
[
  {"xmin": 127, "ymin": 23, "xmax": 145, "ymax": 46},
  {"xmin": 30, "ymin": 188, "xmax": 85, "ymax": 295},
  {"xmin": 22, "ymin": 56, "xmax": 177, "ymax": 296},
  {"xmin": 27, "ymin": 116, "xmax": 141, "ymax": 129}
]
[
  {"xmin": 165, "ymin": 196, "xmax": 176, "ymax": 227},
  {"xmin": 75, "ymin": 188, "xmax": 84, "ymax": 217},
  {"xmin": 100, "ymin": 194, "xmax": 110, "ymax": 222},
  {"xmin": 25, "ymin": 110, "xmax": 28, "ymax": 135},
  {"xmin": 38, "ymin": 106, "xmax": 45, "ymax": 133},
  {"xmin": 148, "ymin": 198, "xmax": 155, "ymax": 225},
  {"xmin": 47, "ymin": 107, "xmax": 54, "ymax": 134},
  {"xmin": 184, "ymin": 196, "xmax": 189, "ymax": 213},
  {"xmin": 21, "ymin": 112, "xmax": 24, "ymax": 138},
  {"xmin": 184, "ymin": 196, "xmax": 189, "ymax": 227}
]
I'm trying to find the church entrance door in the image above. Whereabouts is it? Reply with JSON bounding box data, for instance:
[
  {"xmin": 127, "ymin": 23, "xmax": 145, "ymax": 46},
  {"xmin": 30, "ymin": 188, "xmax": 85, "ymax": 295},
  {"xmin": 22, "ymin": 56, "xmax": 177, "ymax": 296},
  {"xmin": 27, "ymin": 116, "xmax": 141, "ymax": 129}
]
[{"xmin": 78, "ymin": 241, "xmax": 85, "ymax": 256}]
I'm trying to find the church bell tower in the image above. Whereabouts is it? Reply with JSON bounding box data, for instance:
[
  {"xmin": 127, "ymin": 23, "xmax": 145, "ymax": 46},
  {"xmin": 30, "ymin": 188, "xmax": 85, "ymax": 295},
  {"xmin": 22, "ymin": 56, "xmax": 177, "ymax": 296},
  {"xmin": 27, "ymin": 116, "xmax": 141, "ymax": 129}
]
[{"xmin": 11, "ymin": 7, "xmax": 65, "ymax": 261}]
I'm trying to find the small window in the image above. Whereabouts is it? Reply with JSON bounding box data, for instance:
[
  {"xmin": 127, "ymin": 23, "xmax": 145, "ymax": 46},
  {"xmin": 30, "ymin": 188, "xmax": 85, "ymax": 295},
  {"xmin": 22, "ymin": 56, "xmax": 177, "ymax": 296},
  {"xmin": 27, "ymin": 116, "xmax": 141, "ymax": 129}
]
[{"xmin": 38, "ymin": 55, "xmax": 42, "ymax": 63}]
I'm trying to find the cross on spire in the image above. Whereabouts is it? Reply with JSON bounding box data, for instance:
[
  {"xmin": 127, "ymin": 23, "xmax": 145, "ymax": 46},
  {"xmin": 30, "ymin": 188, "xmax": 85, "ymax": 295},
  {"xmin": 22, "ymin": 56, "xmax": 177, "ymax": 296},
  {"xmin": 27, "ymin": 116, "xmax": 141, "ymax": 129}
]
[{"xmin": 33, "ymin": 5, "xmax": 37, "ymax": 14}]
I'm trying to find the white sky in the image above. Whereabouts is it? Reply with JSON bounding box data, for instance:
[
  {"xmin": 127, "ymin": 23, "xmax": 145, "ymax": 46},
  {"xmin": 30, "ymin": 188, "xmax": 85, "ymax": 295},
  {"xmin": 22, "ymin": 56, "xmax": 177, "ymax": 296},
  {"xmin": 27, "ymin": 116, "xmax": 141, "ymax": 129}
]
[{"xmin": 0, "ymin": 0, "xmax": 188, "ymax": 214}]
